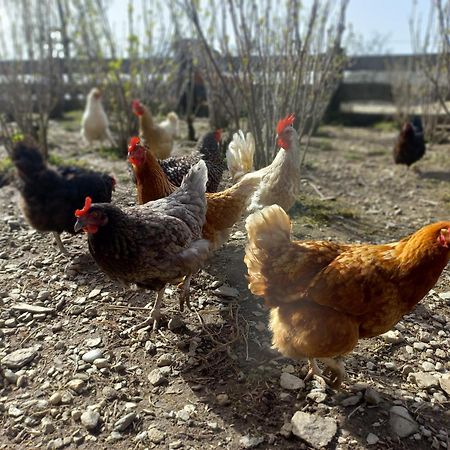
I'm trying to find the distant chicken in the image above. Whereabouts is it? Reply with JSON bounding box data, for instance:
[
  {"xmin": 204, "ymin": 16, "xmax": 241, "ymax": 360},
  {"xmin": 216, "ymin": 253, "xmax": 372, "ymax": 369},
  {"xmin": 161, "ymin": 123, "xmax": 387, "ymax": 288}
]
[
  {"xmin": 74, "ymin": 161, "xmax": 209, "ymax": 330},
  {"xmin": 159, "ymin": 112, "xmax": 180, "ymax": 139},
  {"xmin": 128, "ymin": 137, "xmax": 261, "ymax": 251},
  {"xmin": 226, "ymin": 114, "xmax": 301, "ymax": 212},
  {"xmin": 158, "ymin": 130, "xmax": 225, "ymax": 193},
  {"xmin": 393, "ymin": 116, "xmax": 426, "ymax": 167},
  {"xmin": 245, "ymin": 205, "xmax": 450, "ymax": 388},
  {"xmin": 12, "ymin": 141, "xmax": 115, "ymax": 254},
  {"xmin": 132, "ymin": 99, "xmax": 173, "ymax": 159},
  {"xmin": 81, "ymin": 88, "xmax": 116, "ymax": 146}
]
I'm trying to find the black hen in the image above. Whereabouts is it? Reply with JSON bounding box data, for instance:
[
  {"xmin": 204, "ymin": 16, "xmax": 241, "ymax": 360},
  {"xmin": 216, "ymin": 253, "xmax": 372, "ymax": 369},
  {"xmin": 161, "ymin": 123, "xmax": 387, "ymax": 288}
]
[
  {"xmin": 12, "ymin": 140, "xmax": 115, "ymax": 254},
  {"xmin": 393, "ymin": 116, "xmax": 426, "ymax": 167},
  {"xmin": 159, "ymin": 130, "xmax": 225, "ymax": 192}
]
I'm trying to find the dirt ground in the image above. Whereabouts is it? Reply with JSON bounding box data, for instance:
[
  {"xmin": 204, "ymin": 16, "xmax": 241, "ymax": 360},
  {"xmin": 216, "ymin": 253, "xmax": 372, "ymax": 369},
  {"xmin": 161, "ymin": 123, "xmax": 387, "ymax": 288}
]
[{"xmin": 0, "ymin": 117, "xmax": 449, "ymax": 450}]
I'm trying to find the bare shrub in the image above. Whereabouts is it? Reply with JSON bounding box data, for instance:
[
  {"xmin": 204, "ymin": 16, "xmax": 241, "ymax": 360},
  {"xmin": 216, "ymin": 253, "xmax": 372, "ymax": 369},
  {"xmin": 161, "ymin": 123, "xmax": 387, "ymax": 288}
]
[{"xmin": 181, "ymin": 0, "xmax": 349, "ymax": 168}]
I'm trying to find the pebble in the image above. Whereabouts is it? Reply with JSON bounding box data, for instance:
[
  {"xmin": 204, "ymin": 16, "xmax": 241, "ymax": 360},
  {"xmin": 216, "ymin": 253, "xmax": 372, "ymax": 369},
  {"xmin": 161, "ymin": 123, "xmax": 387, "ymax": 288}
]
[
  {"xmin": 389, "ymin": 406, "xmax": 418, "ymax": 438},
  {"xmin": 3, "ymin": 369, "xmax": 18, "ymax": 384},
  {"xmin": 366, "ymin": 433, "xmax": 379, "ymax": 445},
  {"xmin": 85, "ymin": 337, "xmax": 102, "ymax": 347},
  {"xmin": 41, "ymin": 418, "xmax": 55, "ymax": 434},
  {"xmin": 102, "ymin": 386, "xmax": 119, "ymax": 400},
  {"xmin": 291, "ymin": 411, "xmax": 337, "ymax": 448},
  {"xmin": 413, "ymin": 342, "xmax": 427, "ymax": 351},
  {"xmin": 306, "ymin": 390, "xmax": 327, "ymax": 403},
  {"xmin": 280, "ymin": 372, "xmax": 304, "ymax": 390},
  {"xmin": 1, "ymin": 347, "xmax": 38, "ymax": 369},
  {"xmin": 381, "ymin": 330, "xmax": 404, "ymax": 344},
  {"xmin": 148, "ymin": 427, "xmax": 166, "ymax": 444},
  {"xmin": 341, "ymin": 393, "xmax": 362, "ymax": 406},
  {"xmin": 216, "ymin": 393, "xmax": 230, "ymax": 406},
  {"xmin": 156, "ymin": 353, "xmax": 173, "ymax": 367},
  {"xmin": 82, "ymin": 349, "xmax": 104, "ymax": 363},
  {"xmin": 93, "ymin": 358, "xmax": 109, "ymax": 369},
  {"xmin": 364, "ymin": 388, "xmax": 381, "ymax": 405},
  {"xmin": 439, "ymin": 376, "xmax": 450, "ymax": 396},
  {"xmin": 421, "ymin": 361, "xmax": 435, "ymax": 372},
  {"xmin": 168, "ymin": 316, "xmax": 185, "ymax": 331},
  {"xmin": 80, "ymin": 409, "xmax": 100, "ymax": 431},
  {"xmin": 213, "ymin": 285, "xmax": 239, "ymax": 298},
  {"xmin": 49, "ymin": 392, "xmax": 62, "ymax": 406},
  {"xmin": 169, "ymin": 440, "xmax": 183, "ymax": 449},
  {"xmin": 88, "ymin": 288, "xmax": 101, "ymax": 298},
  {"xmin": 148, "ymin": 369, "xmax": 167, "ymax": 387},
  {"xmin": 67, "ymin": 378, "xmax": 86, "ymax": 394},
  {"xmin": 240, "ymin": 435, "xmax": 264, "ymax": 448},
  {"xmin": 114, "ymin": 412, "xmax": 136, "ymax": 431},
  {"xmin": 408, "ymin": 372, "xmax": 439, "ymax": 389}
]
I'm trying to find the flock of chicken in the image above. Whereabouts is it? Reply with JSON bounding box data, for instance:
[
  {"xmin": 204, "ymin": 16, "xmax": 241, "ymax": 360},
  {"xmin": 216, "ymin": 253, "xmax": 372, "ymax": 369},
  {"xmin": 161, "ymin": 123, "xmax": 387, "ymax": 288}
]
[{"xmin": 10, "ymin": 88, "xmax": 449, "ymax": 390}]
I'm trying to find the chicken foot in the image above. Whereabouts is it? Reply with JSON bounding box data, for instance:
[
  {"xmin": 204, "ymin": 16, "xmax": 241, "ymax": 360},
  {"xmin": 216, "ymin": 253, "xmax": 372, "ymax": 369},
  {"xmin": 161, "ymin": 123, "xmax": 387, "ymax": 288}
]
[
  {"xmin": 319, "ymin": 357, "xmax": 346, "ymax": 389},
  {"xmin": 52, "ymin": 232, "xmax": 69, "ymax": 255},
  {"xmin": 129, "ymin": 287, "xmax": 165, "ymax": 333},
  {"xmin": 178, "ymin": 275, "xmax": 192, "ymax": 312},
  {"xmin": 303, "ymin": 357, "xmax": 346, "ymax": 389}
]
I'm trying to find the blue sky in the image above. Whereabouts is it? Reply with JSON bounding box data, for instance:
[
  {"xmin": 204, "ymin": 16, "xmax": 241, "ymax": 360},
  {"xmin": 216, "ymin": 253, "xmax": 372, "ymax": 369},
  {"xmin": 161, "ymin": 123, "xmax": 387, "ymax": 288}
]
[{"xmin": 105, "ymin": 0, "xmax": 432, "ymax": 55}]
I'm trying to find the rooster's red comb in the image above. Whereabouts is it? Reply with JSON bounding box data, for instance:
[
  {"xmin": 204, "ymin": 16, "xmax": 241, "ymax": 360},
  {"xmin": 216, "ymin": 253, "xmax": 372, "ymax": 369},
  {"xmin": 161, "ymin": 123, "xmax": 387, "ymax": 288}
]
[
  {"xmin": 75, "ymin": 197, "xmax": 92, "ymax": 218},
  {"xmin": 213, "ymin": 129, "xmax": 222, "ymax": 142},
  {"xmin": 276, "ymin": 113, "xmax": 296, "ymax": 135},
  {"xmin": 128, "ymin": 136, "xmax": 141, "ymax": 153},
  {"xmin": 132, "ymin": 99, "xmax": 141, "ymax": 110}
]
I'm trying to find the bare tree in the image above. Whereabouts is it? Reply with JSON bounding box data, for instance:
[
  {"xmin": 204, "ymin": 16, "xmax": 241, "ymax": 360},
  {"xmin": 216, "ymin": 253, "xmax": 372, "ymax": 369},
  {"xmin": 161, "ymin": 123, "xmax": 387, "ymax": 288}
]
[
  {"xmin": 0, "ymin": 0, "xmax": 65, "ymax": 158},
  {"xmin": 181, "ymin": 0, "xmax": 349, "ymax": 167}
]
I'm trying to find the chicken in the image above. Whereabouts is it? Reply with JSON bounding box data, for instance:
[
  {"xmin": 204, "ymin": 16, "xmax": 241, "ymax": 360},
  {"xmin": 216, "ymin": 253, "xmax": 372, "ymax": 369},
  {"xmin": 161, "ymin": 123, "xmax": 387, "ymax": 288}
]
[
  {"xmin": 128, "ymin": 137, "xmax": 260, "ymax": 251},
  {"xmin": 226, "ymin": 114, "xmax": 300, "ymax": 212},
  {"xmin": 393, "ymin": 116, "xmax": 426, "ymax": 167},
  {"xmin": 245, "ymin": 205, "xmax": 450, "ymax": 388},
  {"xmin": 132, "ymin": 99, "xmax": 173, "ymax": 159},
  {"xmin": 227, "ymin": 130, "xmax": 255, "ymax": 182},
  {"xmin": 74, "ymin": 161, "xmax": 209, "ymax": 330},
  {"xmin": 157, "ymin": 130, "xmax": 225, "ymax": 193},
  {"xmin": 159, "ymin": 112, "xmax": 180, "ymax": 139},
  {"xmin": 12, "ymin": 140, "xmax": 115, "ymax": 254},
  {"xmin": 81, "ymin": 88, "xmax": 116, "ymax": 147}
]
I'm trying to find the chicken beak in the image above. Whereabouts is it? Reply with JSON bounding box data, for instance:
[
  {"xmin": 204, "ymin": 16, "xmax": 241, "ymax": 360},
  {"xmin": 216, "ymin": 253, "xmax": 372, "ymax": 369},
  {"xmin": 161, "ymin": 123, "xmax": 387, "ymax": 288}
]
[{"xmin": 74, "ymin": 217, "xmax": 86, "ymax": 233}]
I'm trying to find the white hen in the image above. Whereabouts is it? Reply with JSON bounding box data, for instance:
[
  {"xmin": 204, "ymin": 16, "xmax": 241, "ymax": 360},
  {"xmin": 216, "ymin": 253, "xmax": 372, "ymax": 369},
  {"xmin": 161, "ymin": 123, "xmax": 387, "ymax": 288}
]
[
  {"xmin": 81, "ymin": 88, "xmax": 116, "ymax": 147},
  {"xmin": 159, "ymin": 112, "xmax": 179, "ymax": 139}
]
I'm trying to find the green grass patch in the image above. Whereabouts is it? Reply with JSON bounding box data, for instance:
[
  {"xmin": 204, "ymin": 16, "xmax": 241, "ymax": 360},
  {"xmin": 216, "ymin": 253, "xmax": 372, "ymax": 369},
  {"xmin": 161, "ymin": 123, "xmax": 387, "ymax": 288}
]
[
  {"xmin": 97, "ymin": 146, "xmax": 123, "ymax": 161},
  {"xmin": 59, "ymin": 110, "xmax": 84, "ymax": 132},
  {"xmin": 290, "ymin": 194, "xmax": 359, "ymax": 227},
  {"xmin": 372, "ymin": 121, "xmax": 397, "ymax": 132},
  {"xmin": 0, "ymin": 156, "xmax": 13, "ymax": 173},
  {"xmin": 48, "ymin": 153, "xmax": 88, "ymax": 169}
]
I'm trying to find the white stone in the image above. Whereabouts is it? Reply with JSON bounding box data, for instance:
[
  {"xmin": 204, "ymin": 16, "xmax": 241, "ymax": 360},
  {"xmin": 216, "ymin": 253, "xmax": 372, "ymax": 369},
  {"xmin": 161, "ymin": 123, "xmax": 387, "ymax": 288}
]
[
  {"xmin": 291, "ymin": 411, "xmax": 337, "ymax": 448},
  {"xmin": 389, "ymin": 406, "xmax": 418, "ymax": 438},
  {"xmin": 280, "ymin": 373, "xmax": 304, "ymax": 390}
]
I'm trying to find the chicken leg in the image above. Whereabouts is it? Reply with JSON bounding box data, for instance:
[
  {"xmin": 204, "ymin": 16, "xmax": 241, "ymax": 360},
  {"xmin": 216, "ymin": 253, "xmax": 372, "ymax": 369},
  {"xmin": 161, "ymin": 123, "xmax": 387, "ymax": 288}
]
[
  {"xmin": 178, "ymin": 275, "xmax": 192, "ymax": 312},
  {"xmin": 52, "ymin": 232, "xmax": 69, "ymax": 255},
  {"xmin": 129, "ymin": 287, "xmax": 165, "ymax": 333},
  {"xmin": 319, "ymin": 357, "xmax": 346, "ymax": 389}
]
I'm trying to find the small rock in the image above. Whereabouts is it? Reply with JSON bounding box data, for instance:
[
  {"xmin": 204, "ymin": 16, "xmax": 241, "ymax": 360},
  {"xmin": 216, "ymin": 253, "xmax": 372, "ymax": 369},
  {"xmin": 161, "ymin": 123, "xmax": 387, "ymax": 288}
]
[
  {"xmin": 306, "ymin": 390, "xmax": 327, "ymax": 403},
  {"xmin": 11, "ymin": 302, "xmax": 54, "ymax": 314},
  {"xmin": 114, "ymin": 412, "xmax": 136, "ymax": 431},
  {"xmin": 156, "ymin": 353, "xmax": 173, "ymax": 367},
  {"xmin": 85, "ymin": 337, "xmax": 102, "ymax": 347},
  {"xmin": 80, "ymin": 409, "xmax": 100, "ymax": 431},
  {"xmin": 409, "ymin": 372, "xmax": 439, "ymax": 389},
  {"xmin": 169, "ymin": 440, "xmax": 183, "ymax": 449},
  {"xmin": 216, "ymin": 393, "xmax": 230, "ymax": 406},
  {"xmin": 364, "ymin": 388, "xmax": 381, "ymax": 405},
  {"xmin": 213, "ymin": 285, "xmax": 239, "ymax": 298},
  {"xmin": 102, "ymin": 386, "xmax": 119, "ymax": 400},
  {"xmin": 366, "ymin": 433, "xmax": 379, "ymax": 445},
  {"xmin": 82, "ymin": 348, "xmax": 103, "ymax": 363},
  {"xmin": 279, "ymin": 423, "xmax": 292, "ymax": 438},
  {"xmin": 93, "ymin": 358, "xmax": 109, "ymax": 369},
  {"xmin": 280, "ymin": 373, "xmax": 304, "ymax": 390},
  {"xmin": 67, "ymin": 378, "xmax": 86, "ymax": 394},
  {"xmin": 71, "ymin": 410, "xmax": 82, "ymax": 421},
  {"xmin": 413, "ymin": 342, "xmax": 427, "ymax": 351},
  {"xmin": 41, "ymin": 418, "xmax": 55, "ymax": 434},
  {"xmin": 8, "ymin": 405, "xmax": 23, "ymax": 417},
  {"xmin": 381, "ymin": 330, "xmax": 404, "ymax": 344},
  {"xmin": 421, "ymin": 361, "xmax": 435, "ymax": 372},
  {"xmin": 88, "ymin": 288, "xmax": 101, "ymax": 298},
  {"xmin": 49, "ymin": 392, "xmax": 62, "ymax": 406},
  {"xmin": 439, "ymin": 376, "xmax": 450, "ymax": 396},
  {"xmin": 148, "ymin": 369, "xmax": 167, "ymax": 387},
  {"xmin": 3, "ymin": 369, "xmax": 18, "ymax": 384},
  {"xmin": 1, "ymin": 347, "xmax": 38, "ymax": 369},
  {"xmin": 148, "ymin": 428, "xmax": 166, "ymax": 444},
  {"xmin": 168, "ymin": 316, "xmax": 185, "ymax": 331},
  {"xmin": 240, "ymin": 435, "xmax": 264, "ymax": 448},
  {"xmin": 341, "ymin": 394, "xmax": 362, "ymax": 406},
  {"xmin": 389, "ymin": 406, "xmax": 418, "ymax": 438},
  {"xmin": 291, "ymin": 411, "xmax": 337, "ymax": 448}
]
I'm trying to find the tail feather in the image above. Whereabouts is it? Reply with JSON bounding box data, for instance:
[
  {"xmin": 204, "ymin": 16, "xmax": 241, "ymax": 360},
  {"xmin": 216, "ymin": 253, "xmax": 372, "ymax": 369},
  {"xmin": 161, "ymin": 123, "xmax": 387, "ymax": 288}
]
[
  {"xmin": 227, "ymin": 130, "xmax": 255, "ymax": 182},
  {"xmin": 244, "ymin": 205, "xmax": 292, "ymax": 299}
]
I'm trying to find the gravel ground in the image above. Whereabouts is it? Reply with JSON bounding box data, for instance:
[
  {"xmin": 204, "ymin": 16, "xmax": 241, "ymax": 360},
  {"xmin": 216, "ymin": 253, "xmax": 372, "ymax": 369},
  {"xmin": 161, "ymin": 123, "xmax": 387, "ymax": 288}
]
[{"xmin": 0, "ymin": 119, "xmax": 449, "ymax": 449}]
